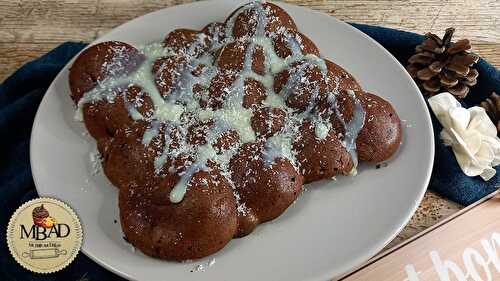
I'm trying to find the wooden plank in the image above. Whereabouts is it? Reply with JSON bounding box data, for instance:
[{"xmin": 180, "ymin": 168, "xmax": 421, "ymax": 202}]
[
  {"xmin": 1, "ymin": 0, "xmax": 499, "ymax": 44},
  {"xmin": 341, "ymin": 191, "xmax": 500, "ymax": 280},
  {"xmin": 0, "ymin": 0, "xmax": 498, "ymax": 82}
]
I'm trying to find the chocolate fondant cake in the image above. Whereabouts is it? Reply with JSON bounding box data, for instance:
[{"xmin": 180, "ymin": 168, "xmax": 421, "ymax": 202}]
[{"xmin": 69, "ymin": 1, "xmax": 402, "ymax": 260}]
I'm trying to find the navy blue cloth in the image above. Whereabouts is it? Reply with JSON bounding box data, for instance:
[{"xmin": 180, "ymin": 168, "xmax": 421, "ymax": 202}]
[
  {"xmin": 0, "ymin": 42, "xmax": 125, "ymax": 281},
  {"xmin": 0, "ymin": 24, "xmax": 498, "ymax": 280}
]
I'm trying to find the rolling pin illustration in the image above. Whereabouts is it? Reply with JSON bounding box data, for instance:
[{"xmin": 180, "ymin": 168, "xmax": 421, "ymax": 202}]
[{"xmin": 22, "ymin": 248, "xmax": 67, "ymax": 259}]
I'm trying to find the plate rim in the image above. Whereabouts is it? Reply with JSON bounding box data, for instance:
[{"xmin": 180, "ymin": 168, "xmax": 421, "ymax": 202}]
[{"xmin": 29, "ymin": 1, "xmax": 435, "ymax": 280}]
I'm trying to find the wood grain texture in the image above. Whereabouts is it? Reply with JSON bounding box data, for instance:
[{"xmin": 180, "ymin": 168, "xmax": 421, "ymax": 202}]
[
  {"xmin": 2, "ymin": 0, "xmax": 495, "ymax": 249},
  {"xmin": 0, "ymin": 0, "xmax": 498, "ymax": 81}
]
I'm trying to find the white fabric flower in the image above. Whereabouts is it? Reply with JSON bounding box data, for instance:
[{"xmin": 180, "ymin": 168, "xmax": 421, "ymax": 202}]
[{"xmin": 428, "ymin": 92, "xmax": 500, "ymax": 181}]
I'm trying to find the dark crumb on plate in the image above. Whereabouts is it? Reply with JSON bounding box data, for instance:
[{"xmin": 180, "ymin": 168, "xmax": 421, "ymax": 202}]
[
  {"xmin": 114, "ymin": 219, "xmax": 117, "ymax": 223},
  {"xmin": 376, "ymin": 162, "xmax": 389, "ymax": 169}
]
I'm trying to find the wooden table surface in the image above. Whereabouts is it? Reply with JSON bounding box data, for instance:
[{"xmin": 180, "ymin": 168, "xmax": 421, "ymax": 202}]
[{"xmin": 2, "ymin": 0, "xmax": 498, "ymax": 253}]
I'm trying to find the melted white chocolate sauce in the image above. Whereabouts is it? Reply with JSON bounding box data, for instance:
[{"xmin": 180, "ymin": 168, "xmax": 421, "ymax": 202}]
[{"xmin": 77, "ymin": 1, "xmax": 365, "ymax": 204}]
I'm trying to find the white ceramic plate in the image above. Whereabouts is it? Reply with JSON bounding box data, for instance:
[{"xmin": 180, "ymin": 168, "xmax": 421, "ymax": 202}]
[{"xmin": 30, "ymin": 1, "xmax": 434, "ymax": 280}]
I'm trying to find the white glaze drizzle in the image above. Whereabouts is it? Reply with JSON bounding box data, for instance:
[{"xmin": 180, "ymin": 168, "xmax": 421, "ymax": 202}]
[
  {"xmin": 77, "ymin": 0, "xmax": 366, "ymax": 204},
  {"xmin": 342, "ymin": 89, "xmax": 366, "ymax": 168}
]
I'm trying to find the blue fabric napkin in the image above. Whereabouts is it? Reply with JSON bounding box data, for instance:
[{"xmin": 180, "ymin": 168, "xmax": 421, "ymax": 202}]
[{"xmin": 0, "ymin": 24, "xmax": 498, "ymax": 280}]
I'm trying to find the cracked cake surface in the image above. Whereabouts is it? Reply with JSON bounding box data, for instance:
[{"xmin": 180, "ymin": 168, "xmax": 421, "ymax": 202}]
[{"xmin": 69, "ymin": 1, "xmax": 402, "ymax": 260}]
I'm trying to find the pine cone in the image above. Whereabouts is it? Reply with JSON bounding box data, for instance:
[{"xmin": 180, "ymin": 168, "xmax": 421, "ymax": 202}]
[
  {"xmin": 479, "ymin": 92, "xmax": 500, "ymax": 133},
  {"xmin": 407, "ymin": 28, "xmax": 479, "ymax": 98}
]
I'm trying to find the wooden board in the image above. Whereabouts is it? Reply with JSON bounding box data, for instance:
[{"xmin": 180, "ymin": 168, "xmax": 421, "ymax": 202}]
[
  {"xmin": 340, "ymin": 190, "xmax": 500, "ymax": 280},
  {"xmin": 3, "ymin": 0, "xmax": 498, "ymax": 250},
  {"xmin": 0, "ymin": 0, "xmax": 498, "ymax": 82}
]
